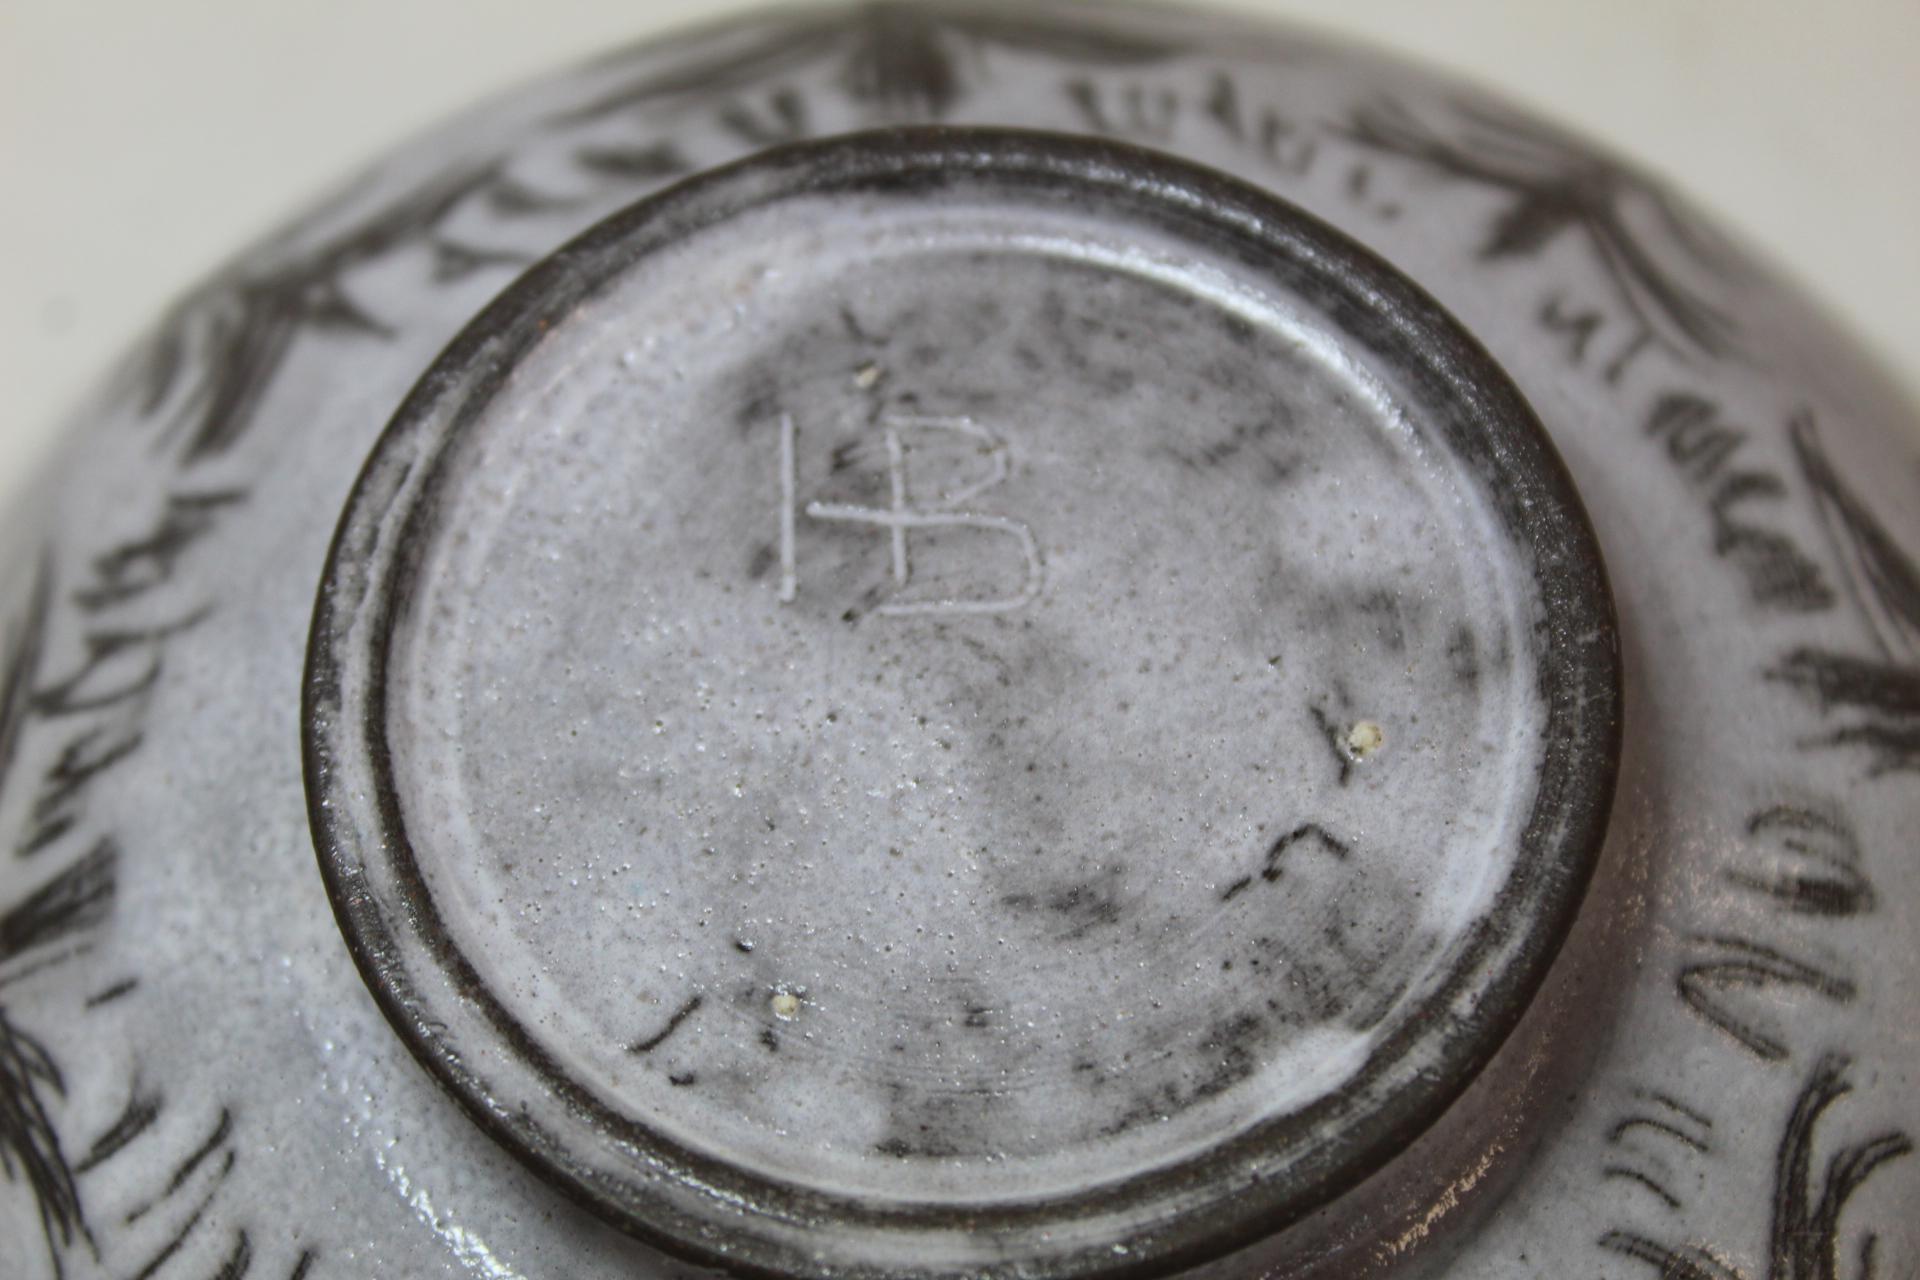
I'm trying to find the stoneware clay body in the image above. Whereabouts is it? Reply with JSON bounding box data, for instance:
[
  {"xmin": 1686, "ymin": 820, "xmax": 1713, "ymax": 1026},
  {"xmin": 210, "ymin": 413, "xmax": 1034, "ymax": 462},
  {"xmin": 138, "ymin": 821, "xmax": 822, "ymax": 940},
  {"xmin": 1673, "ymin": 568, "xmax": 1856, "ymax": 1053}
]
[{"xmin": 0, "ymin": 5, "xmax": 1915, "ymax": 1280}]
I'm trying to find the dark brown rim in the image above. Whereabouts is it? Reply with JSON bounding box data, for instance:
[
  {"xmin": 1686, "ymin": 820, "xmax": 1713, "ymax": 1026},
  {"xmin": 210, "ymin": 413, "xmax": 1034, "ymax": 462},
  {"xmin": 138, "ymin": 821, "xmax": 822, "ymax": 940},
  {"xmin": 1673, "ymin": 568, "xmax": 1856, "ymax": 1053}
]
[{"xmin": 303, "ymin": 126, "xmax": 1621, "ymax": 1280}]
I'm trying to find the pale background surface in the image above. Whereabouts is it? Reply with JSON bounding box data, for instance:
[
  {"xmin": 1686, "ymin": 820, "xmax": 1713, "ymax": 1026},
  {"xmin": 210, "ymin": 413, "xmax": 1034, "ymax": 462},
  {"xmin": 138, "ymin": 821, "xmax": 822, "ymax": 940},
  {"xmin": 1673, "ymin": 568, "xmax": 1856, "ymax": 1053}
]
[{"xmin": 2, "ymin": 0, "xmax": 1917, "ymax": 506}]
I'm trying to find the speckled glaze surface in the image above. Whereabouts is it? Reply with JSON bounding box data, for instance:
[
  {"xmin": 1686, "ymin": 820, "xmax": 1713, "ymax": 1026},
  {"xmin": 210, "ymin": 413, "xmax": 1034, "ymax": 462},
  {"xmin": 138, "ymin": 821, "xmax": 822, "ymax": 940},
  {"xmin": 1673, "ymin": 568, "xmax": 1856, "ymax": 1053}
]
[{"xmin": 0, "ymin": 5, "xmax": 1915, "ymax": 1280}]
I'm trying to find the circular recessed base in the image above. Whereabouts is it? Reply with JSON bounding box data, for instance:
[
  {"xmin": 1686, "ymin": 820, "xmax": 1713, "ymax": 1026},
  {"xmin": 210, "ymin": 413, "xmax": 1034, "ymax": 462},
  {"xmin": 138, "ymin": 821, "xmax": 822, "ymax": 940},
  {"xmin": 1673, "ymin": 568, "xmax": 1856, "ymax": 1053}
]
[{"xmin": 304, "ymin": 129, "xmax": 1618, "ymax": 1280}]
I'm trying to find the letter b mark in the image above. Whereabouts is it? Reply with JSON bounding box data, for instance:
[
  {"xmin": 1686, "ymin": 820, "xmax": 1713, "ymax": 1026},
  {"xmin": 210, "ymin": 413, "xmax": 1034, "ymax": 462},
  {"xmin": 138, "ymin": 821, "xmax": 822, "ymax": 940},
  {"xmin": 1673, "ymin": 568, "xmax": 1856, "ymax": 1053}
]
[{"xmin": 778, "ymin": 414, "xmax": 1042, "ymax": 615}]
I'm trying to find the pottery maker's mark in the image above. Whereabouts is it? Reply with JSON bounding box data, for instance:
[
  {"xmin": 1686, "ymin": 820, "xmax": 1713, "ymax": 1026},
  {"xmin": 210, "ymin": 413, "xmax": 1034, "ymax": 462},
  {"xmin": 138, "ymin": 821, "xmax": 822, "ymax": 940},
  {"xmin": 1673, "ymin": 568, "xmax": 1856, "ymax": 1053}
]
[
  {"xmin": 1601, "ymin": 1054, "xmax": 1911, "ymax": 1280},
  {"xmin": 780, "ymin": 413, "xmax": 1043, "ymax": 616}
]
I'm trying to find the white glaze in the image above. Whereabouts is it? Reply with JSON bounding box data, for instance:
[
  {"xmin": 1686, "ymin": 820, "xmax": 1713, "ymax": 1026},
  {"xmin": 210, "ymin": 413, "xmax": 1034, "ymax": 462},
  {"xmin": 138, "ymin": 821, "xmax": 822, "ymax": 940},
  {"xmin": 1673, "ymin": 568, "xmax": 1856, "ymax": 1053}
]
[
  {"xmin": 0, "ymin": 5, "xmax": 1914, "ymax": 1278},
  {"xmin": 384, "ymin": 195, "xmax": 1543, "ymax": 1203}
]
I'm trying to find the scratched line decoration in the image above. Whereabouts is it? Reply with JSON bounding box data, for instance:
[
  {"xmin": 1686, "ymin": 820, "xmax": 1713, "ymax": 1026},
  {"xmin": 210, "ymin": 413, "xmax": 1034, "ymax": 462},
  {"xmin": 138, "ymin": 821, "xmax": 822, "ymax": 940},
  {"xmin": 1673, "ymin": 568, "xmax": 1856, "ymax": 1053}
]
[
  {"xmin": 1677, "ymin": 936, "xmax": 1855, "ymax": 1063},
  {"xmin": 1601, "ymin": 1055, "xmax": 1911, "ymax": 1280},
  {"xmin": 124, "ymin": 164, "xmax": 529, "ymax": 467},
  {"xmin": 0, "ymin": 46, "xmax": 769, "ymax": 1268},
  {"xmin": 1344, "ymin": 96, "xmax": 1745, "ymax": 362},
  {"xmin": 1602, "ymin": 1086, "xmax": 1714, "ymax": 1214},
  {"xmin": 5, "ymin": 62, "xmax": 863, "ymax": 1266},
  {"xmin": 0, "ymin": 161, "xmax": 521, "ymax": 1280},
  {"xmin": 1673, "ymin": 805, "xmax": 1877, "ymax": 1062},
  {"xmin": 0, "ymin": 46, "xmax": 771, "ymax": 1266},
  {"xmin": 115, "ymin": 5, "xmax": 1184, "ymax": 473},
  {"xmin": 565, "ymin": 0, "xmax": 1192, "ymax": 125},
  {"xmin": 1772, "ymin": 413, "xmax": 1920, "ymax": 774},
  {"xmin": 0, "ymin": 555, "xmax": 91, "ymax": 1279},
  {"xmin": 1726, "ymin": 805, "xmax": 1877, "ymax": 919},
  {"xmin": 0, "ymin": 1005, "xmax": 87, "ymax": 1277},
  {"xmin": 1642, "ymin": 394, "xmax": 1835, "ymax": 614},
  {"xmin": 0, "ymin": 5, "xmax": 1913, "ymax": 1276}
]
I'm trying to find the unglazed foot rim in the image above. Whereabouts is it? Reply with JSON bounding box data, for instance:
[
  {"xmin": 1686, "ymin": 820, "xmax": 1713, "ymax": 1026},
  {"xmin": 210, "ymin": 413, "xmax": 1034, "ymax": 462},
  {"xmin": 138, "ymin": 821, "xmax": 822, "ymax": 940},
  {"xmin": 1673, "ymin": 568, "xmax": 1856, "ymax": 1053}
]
[{"xmin": 303, "ymin": 127, "xmax": 1620, "ymax": 1280}]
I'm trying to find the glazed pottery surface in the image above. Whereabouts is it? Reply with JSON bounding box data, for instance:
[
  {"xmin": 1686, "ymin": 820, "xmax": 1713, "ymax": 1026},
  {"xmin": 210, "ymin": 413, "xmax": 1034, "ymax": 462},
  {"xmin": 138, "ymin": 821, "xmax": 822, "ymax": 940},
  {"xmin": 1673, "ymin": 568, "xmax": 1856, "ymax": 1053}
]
[{"xmin": 0, "ymin": 5, "xmax": 1915, "ymax": 1280}]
